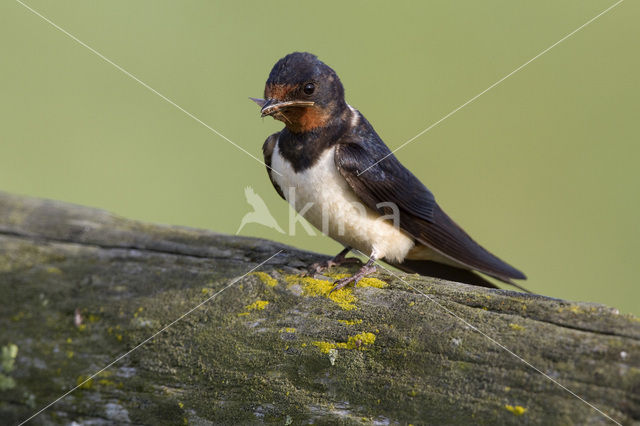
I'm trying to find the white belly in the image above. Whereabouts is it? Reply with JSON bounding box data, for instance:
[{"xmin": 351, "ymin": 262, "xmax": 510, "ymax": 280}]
[{"xmin": 271, "ymin": 144, "xmax": 414, "ymax": 263}]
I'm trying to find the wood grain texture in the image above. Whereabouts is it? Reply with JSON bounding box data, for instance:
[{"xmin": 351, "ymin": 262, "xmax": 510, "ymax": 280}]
[{"xmin": 0, "ymin": 192, "xmax": 638, "ymax": 425}]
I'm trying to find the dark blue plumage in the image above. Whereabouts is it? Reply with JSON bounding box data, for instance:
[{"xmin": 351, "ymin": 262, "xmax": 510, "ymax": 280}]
[{"xmin": 255, "ymin": 52, "xmax": 527, "ymax": 291}]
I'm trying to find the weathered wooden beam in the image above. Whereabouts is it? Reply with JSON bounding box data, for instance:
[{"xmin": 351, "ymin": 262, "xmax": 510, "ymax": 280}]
[{"xmin": 0, "ymin": 191, "xmax": 638, "ymax": 425}]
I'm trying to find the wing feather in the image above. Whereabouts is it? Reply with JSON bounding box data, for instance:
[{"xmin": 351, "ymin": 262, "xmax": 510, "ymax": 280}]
[
  {"xmin": 334, "ymin": 141, "xmax": 526, "ymax": 283},
  {"xmin": 335, "ymin": 142, "xmax": 436, "ymax": 222}
]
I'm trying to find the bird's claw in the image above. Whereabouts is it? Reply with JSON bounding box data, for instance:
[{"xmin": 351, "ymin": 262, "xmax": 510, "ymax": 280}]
[
  {"xmin": 305, "ymin": 260, "xmax": 336, "ymax": 276},
  {"xmin": 329, "ymin": 264, "xmax": 376, "ymax": 293},
  {"xmin": 329, "ymin": 276, "xmax": 358, "ymax": 293},
  {"xmin": 305, "ymin": 257, "xmax": 362, "ymax": 276}
]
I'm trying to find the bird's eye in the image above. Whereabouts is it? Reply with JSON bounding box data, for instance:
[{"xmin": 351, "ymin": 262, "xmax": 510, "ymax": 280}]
[{"xmin": 303, "ymin": 83, "xmax": 315, "ymax": 95}]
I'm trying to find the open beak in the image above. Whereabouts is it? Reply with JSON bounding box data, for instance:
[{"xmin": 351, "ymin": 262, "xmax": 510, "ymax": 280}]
[{"xmin": 249, "ymin": 97, "xmax": 315, "ymax": 117}]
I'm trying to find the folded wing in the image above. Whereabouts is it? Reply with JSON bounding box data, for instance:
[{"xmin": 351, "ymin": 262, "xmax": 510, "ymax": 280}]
[{"xmin": 334, "ymin": 141, "xmax": 526, "ymax": 284}]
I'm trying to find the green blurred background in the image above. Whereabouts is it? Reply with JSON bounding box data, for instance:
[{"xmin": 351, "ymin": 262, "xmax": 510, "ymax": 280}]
[{"xmin": 1, "ymin": 1, "xmax": 638, "ymax": 314}]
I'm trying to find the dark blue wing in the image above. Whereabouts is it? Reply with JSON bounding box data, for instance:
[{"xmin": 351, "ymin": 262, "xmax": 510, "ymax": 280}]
[
  {"xmin": 334, "ymin": 138, "xmax": 436, "ymax": 223},
  {"xmin": 334, "ymin": 129, "xmax": 525, "ymax": 283}
]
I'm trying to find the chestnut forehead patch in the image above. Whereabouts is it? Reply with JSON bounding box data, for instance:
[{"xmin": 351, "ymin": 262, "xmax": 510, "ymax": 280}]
[{"xmin": 265, "ymin": 83, "xmax": 295, "ymax": 100}]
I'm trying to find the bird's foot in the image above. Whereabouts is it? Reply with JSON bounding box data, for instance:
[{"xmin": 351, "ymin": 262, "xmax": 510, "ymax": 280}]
[
  {"xmin": 329, "ymin": 263, "xmax": 376, "ymax": 293},
  {"xmin": 307, "ymin": 257, "xmax": 362, "ymax": 275},
  {"xmin": 305, "ymin": 248, "xmax": 361, "ymax": 276}
]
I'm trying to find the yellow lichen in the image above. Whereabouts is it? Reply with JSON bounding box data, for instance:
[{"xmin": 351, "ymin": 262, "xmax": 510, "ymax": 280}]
[
  {"xmin": 279, "ymin": 327, "xmax": 296, "ymax": 333},
  {"xmin": 312, "ymin": 341, "xmax": 337, "ymax": 353},
  {"xmin": 312, "ymin": 332, "xmax": 376, "ymax": 353},
  {"xmin": 46, "ymin": 266, "xmax": 62, "ymax": 275},
  {"xmin": 237, "ymin": 312, "xmax": 249, "ymax": 316},
  {"xmin": 327, "ymin": 273, "xmax": 388, "ymax": 289},
  {"xmin": 558, "ymin": 305, "xmax": 583, "ymax": 314},
  {"xmin": 509, "ymin": 323, "xmax": 525, "ymax": 331},
  {"xmin": 285, "ymin": 275, "xmax": 357, "ymax": 310},
  {"xmin": 326, "ymin": 290, "xmax": 357, "ymax": 311},
  {"xmin": 359, "ymin": 277, "xmax": 388, "ymax": 288},
  {"xmin": 76, "ymin": 375, "xmax": 93, "ymax": 390},
  {"xmin": 505, "ymin": 405, "xmax": 527, "ymax": 415},
  {"xmin": 245, "ymin": 300, "xmax": 269, "ymax": 311},
  {"xmin": 568, "ymin": 305, "xmax": 582, "ymax": 314},
  {"xmin": 251, "ymin": 271, "xmax": 278, "ymax": 287},
  {"xmin": 337, "ymin": 319, "xmax": 363, "ymax": 326},
  {"xmin": 346, "ymin": 332, "xmax": 376, "ymax": 348}
]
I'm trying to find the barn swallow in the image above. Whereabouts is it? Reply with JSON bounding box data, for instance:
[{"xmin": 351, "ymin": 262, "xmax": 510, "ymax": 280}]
[{"xmin": 251, "ymin": 52, "xmax": 527, "ymax": 292}]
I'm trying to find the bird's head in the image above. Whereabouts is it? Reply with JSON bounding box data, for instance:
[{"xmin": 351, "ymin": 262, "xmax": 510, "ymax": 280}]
[{"xmin": 251, "ymin": 52, "xmax": 347, "ymax": 133}]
